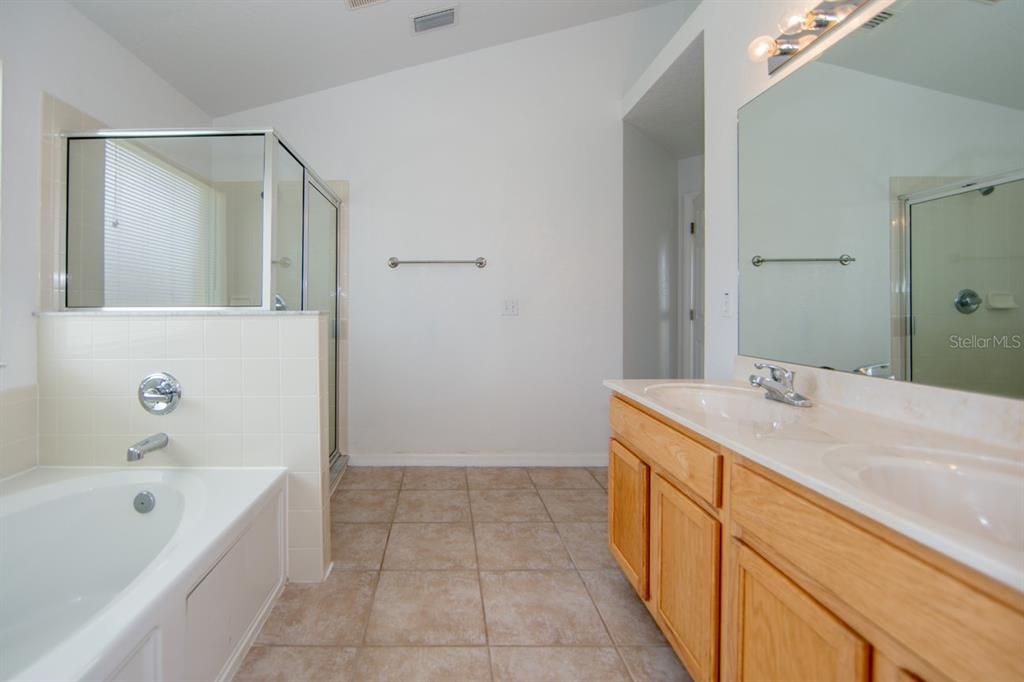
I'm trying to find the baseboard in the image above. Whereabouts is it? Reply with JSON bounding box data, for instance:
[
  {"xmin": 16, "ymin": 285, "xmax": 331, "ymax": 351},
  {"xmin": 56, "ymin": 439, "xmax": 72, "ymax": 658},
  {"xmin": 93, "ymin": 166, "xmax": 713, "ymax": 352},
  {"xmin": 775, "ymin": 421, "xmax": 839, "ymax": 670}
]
[{"xmin": 346, "ymin": 452, "xmax": 607, "ymax": 467}]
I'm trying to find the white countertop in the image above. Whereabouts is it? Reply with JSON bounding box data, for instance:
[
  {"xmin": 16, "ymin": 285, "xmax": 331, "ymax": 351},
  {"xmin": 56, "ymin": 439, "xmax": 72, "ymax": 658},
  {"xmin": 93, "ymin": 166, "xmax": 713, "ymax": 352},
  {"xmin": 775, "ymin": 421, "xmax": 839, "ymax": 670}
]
[{"xmin": 605, "ymin": 379, "xmax": 1024, "ymax": 592}]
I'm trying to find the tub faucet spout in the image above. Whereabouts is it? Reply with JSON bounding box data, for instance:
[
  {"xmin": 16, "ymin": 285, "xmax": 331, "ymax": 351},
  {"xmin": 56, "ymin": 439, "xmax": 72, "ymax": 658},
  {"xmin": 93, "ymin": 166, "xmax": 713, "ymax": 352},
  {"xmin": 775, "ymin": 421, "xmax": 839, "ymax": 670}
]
[{"xmin": 127, "ymin": 433, "xmax": 168, "ymax": 462}]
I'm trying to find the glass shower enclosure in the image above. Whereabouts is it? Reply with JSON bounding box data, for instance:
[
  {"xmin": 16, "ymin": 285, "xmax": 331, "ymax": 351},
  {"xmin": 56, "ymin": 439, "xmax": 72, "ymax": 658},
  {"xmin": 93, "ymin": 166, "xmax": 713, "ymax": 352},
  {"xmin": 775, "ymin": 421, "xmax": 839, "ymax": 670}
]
[{"xmin": 64, "ymin": 129, "xmax": 345, "ymax": 477}]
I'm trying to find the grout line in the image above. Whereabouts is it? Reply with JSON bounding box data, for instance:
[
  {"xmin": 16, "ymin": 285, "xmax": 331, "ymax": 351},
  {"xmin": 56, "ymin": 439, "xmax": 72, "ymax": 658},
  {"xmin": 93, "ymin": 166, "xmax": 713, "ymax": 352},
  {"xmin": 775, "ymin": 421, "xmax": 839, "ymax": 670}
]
[{"xmin": 467, "ymin": 474, "xmax": 495, "ymax": 681}]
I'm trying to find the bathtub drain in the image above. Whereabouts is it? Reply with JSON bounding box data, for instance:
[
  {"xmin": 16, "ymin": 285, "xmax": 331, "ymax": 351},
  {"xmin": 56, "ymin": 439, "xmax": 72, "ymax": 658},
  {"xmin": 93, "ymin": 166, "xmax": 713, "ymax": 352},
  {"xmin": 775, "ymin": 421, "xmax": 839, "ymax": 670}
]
[{"xmin": 134, "ymin": 490, "xmax": 156, "ymax": 514}]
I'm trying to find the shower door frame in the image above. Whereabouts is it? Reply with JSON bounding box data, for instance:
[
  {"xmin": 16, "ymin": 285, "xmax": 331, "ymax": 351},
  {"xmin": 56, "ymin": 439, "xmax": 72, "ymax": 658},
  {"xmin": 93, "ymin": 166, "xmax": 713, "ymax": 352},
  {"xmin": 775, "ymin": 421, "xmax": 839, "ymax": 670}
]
[{"xmin": 894, "ymin": 167, "xmax": 1024, "ymax": 383}]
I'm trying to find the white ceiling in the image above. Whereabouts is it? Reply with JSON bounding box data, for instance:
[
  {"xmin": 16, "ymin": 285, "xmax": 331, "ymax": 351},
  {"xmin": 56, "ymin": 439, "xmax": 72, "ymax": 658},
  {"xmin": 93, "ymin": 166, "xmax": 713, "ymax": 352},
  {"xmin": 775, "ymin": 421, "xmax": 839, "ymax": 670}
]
[
  {"xmin": 822, "ymin": 0, "xmax": 1024, "ymax": 111},
  {"xmin": 71, "ymin": 0, "xmax": 676, "ymax": 117},
  {"xmin": 624, "ymin": 32, "xmax": 703, "ymax": 158}
]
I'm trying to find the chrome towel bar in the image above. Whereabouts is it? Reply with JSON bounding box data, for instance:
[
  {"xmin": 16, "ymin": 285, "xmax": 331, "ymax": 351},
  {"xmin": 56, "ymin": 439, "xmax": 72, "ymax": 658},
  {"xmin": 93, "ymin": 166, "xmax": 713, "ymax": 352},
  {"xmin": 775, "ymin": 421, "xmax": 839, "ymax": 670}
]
[
  {"xmin": 387, "ymin": 257, "xmax": 487, "ymax": 269},
  {"xmin": 751, "ymin": 254, "xmax": 855, "ymax": 267}
]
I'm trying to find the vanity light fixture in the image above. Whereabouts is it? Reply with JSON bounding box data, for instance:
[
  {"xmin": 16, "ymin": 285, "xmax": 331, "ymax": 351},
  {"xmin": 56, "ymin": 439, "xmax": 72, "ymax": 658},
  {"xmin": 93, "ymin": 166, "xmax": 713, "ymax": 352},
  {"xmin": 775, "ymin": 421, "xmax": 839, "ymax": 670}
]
[{"xmin": 749, "ymin": 1, "xmax": 866, "ymax": 73}]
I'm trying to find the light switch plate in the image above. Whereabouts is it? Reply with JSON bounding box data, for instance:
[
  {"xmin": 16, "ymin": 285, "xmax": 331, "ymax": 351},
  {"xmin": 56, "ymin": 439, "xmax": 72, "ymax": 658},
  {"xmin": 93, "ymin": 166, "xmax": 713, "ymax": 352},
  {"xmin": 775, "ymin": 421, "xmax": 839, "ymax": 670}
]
[{"xmin": 502, "ymin": 298, "xmax": 520, "ymax": 316}]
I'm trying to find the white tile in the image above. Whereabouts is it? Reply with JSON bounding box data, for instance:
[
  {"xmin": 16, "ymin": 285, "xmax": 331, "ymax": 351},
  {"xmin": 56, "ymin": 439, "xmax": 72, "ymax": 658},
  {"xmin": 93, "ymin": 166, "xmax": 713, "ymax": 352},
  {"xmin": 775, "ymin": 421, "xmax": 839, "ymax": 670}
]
[
  {"xmin": 242, "ymin": 396, "xmax": 281, "ymax": 434},
  {"xmin": 287, "ymin": 547, "xmax": 325, "ymax": 583},
  {"xmin": 38, "ymin": 399, "xmax": 58, "ymax": 435},
  {"xmin": 204, "ymin": 318, "xmax": 241, "ymax": 358},
  {"xmin": 201, "ymin": 434, "xmax": 244, "ymax": 466},
  {"xmin": 160, "ymin": 433, "xmax": 206, "ymax": 466},
  {"xmin": 91, "ymin": 360, "xmax": 133, "ymax": 397},
  {"xmin": 281, "ymin": 395, "xmax": 317, "ymax": 434},
  {"xmin": 279, "ymin": 317, "xmax": 317, "ymax": 358},
  {"xmin": 205, "ymin": 358, "xmax": 243, "ymax": 396},
  {"xmin": 166, "ymin": 317, "xmax": 204, "ymax": 358},
  {"xmin": 241, "ymin": 317, "xmax": 280, "ymax": 358},
  {"xmin": 204, "ymin": 397, "xmax": 243, "ymax": 433},
  {"xmin": 91, "ymin": 318, "xmax": 130, "ymax": 359},
  {"xmin": 281, "ymin": 432, "xmax": 319, "ymax": 472},
  {"xmin": 92, "ymin": 434, "xmax": 138, "ymax": 466},
  {"xmin": 52, "ymin": 359, "xmax": 92, "ymax": 397},
  {"xmin": 287, "ymin": 509, "xmax": 323, "ymax": 549},
  {"xmin": 58, "ymin": 398, "xmax": 93, "ymax": 434},
  {"xmin": 55, "ymin": 317, "xmax": 93, "ymax": 358},
  {"xmin": 242, "ymin": 359, "xmax": 281, "ymax": 396},
  {"xmin": 288, "ymin": 471, "xmax": 321, "ymax": 510},
  {"xmin": 129, "ymin": 318, "xmax": 166, "ymax": 358},
  {"xmin": 243, "ymin": 433, "xmax": 282, "ymax": 466},
  {"xmin": 281, "ymin": 358, "xmax": 317, "ymax": 396},
  {"xmin": 91, "ymin": 397, "xmax": 134, "ymax": 434}
]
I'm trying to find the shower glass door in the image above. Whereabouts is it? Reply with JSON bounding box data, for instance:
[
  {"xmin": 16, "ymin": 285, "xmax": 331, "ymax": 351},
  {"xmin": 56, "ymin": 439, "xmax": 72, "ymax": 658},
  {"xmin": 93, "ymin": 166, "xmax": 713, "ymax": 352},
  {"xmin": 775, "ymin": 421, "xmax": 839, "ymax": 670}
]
[
  {"xmin": 908, "ymin": 174, "xmax": 1024, "ymax": 399},
  {"xmin": 305, "ymin": 179, "xmax": 340, "ymax": 465}
]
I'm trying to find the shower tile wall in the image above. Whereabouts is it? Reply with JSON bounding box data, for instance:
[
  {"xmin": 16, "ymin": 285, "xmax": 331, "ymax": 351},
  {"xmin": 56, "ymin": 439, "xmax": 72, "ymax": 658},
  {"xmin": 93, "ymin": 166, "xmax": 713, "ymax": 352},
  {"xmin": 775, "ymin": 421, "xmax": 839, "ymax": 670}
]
[
  {"xmin": 0, "ymin": 384, "xmax": 38, "ymax": 479},
  {"xmin": 36, "ymin": 311, "xmax": 331, "ymax": 582}
]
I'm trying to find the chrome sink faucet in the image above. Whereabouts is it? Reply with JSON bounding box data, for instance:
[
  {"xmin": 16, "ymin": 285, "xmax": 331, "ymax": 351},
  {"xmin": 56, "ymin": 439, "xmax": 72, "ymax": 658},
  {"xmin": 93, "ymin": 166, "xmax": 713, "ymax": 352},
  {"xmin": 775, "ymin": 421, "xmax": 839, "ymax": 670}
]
[
  {"xmin": 127, "ymin": 433, "xmax": 169, "ymax": 462},
  {"xmin": 749, "ymin": 363, "xmax": 812, "ymax": 407}
]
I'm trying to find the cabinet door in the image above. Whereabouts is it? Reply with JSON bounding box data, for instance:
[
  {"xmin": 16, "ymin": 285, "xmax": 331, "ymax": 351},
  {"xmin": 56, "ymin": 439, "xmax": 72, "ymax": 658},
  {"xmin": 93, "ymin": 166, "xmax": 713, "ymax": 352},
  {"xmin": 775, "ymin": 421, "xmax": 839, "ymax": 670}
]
[
  {"xmin": 732, "ymin": 543, "xmax": 869, "ymax": 682},
  {"xmin": 872, "ymin": 651, "xmax": 923, "ymax": 682},
  {"xmin": 650, "ymin": 473, "xmax": 720, "ymax": 682},
  {"xmin": 608, "ymin": 439, "xmax": 650, "ymax": 598}
]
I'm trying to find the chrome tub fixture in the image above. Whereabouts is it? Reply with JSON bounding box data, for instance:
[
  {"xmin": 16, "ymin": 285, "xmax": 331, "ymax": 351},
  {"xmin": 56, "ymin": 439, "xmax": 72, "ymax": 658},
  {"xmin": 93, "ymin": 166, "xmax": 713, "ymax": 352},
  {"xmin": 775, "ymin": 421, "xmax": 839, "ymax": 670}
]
[
  {"xmin": 749, "ymin": 362, "xmax": 813, "ymax": 407},
  {"xmin": 138, "ymin": 372, "xmax": 182, "ymax": 415},
  {"xmin": 127, "ymin": 433, "xmax": 169, "ymax": 462},
  {"xmin": 747, "ymin": 1, "xmax": 868, "ymax": 74}
]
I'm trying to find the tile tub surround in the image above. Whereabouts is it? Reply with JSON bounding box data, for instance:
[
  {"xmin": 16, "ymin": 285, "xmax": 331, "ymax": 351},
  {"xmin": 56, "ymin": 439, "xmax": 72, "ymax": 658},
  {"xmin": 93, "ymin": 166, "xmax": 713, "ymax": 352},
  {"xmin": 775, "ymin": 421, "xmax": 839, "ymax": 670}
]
[
  {"xmin": 36, "ymin": 311, "xmax": 331, "ymax": 582},
  {"xmin": 238, "ymin": 465, "xmax": 692, "ymax": 682},
  {"xmin": 0, "ymin": 384, "xmax": 39, "ymax": 479}
]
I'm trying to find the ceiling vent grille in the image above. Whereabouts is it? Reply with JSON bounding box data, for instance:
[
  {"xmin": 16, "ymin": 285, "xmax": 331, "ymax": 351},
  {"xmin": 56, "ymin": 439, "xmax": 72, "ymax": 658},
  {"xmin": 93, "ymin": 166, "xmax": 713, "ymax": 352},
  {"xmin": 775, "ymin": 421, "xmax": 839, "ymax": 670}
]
[
  {"xmin": 413, "ymin": 7, "xmax": 457, "ymax": 33},
  {"xmin": 346, "ymin": 0, "xmax": 386, "ymax": 9},
  {"xmin": 861, "ymin": 10, "xmax": 895, "ymax": 29}
]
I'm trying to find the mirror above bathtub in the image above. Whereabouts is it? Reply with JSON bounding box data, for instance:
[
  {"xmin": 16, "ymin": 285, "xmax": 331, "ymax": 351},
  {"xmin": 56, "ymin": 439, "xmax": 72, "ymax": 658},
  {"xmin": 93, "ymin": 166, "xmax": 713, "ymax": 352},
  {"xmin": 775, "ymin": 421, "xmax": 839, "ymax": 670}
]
[{"xmin": 738, "ymin": 0, "xmax": 1024, "ymax": 400}]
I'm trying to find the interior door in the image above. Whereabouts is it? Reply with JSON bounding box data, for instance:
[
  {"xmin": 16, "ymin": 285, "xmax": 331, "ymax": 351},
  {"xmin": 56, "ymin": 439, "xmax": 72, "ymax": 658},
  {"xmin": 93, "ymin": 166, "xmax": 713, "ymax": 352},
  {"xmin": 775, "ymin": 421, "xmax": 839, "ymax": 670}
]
[{"xmin": 691, "ymin": 192, "xmax": 705, "ymax": 378}]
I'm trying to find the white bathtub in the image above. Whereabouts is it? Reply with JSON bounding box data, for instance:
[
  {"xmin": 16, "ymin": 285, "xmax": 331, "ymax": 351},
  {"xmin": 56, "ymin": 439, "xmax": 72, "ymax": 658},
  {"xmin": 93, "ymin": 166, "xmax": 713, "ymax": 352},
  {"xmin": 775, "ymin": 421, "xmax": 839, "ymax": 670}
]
[{"xmin": 0, "ymin": 467, "xmax": 286, "ymax": 682}]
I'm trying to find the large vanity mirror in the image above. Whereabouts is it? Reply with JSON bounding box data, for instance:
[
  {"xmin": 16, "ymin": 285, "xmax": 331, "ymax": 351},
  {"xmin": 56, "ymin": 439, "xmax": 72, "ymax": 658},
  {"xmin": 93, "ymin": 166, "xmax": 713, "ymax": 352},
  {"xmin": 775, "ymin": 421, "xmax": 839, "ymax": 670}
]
[{"xmin": 738, "ymin": 0, "xmax": 1024, "ymax": 400}]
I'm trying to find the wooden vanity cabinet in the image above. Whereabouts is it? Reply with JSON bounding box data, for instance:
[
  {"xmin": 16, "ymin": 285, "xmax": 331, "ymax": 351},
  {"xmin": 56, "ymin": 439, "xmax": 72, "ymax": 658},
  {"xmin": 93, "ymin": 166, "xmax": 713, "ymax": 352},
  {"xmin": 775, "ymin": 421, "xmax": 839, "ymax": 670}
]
[{"xmin": 608, "ymin": 439, "xmax": 650, "ymax": 598}]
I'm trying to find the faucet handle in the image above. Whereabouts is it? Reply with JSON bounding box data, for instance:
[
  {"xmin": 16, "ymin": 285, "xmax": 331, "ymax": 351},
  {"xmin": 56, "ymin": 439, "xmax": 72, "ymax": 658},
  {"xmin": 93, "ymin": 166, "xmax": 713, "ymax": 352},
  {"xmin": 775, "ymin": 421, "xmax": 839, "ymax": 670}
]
[{"xmin": 753, "ymin": 362, "xmax": 795, "ymax": 388}]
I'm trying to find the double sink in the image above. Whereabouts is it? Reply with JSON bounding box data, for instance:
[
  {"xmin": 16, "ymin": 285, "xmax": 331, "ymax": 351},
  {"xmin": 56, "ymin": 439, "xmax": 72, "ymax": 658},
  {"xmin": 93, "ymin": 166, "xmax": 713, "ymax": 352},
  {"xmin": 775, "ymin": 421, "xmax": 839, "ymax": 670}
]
[{"xmin": 639, "ymin": 382, "xmax": 1024, "ymax": 559}]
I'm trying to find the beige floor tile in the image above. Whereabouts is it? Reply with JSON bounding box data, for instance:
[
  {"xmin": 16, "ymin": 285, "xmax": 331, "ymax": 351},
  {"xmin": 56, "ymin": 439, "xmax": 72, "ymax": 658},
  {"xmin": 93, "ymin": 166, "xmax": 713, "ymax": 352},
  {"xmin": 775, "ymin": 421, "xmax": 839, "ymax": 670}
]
[
  {"xmin": 383, "ymin": 523, "xmax": 477, "ymax": 569},
  {"xmin": 354, "ymin": 647, "xmax": 490, "ymax": 682},
  {"xmin": 617, "ymin": 647, "xmax": 693, "ymax": 682},
  {"xmin": 339, "ymin": 466, "xmax": 404, "ymax": 490},
  {"xmin": 556, "ymin": 521, "xmax": 618, "ymax": 569},
  {"xmin": 256, "ymin": 571, "xmax": 377, "ymax": 646},
  {"xmin": 332, "ymin": 489, "xmax": 398, "ymax": 523},
  {"xmin": 401, "ymin": 466, "xmax": 467, "ymax": 490},
  {"xmin": 469, "ymin": 489, "xmax": 551, "ymax": 522},
  {"xmin": 331, "ymin": 523, "xmax": 390, "ymax": 570},
  {"xmin": 579, "ymin": 569, "xmax": 666, "ymax": 645},
  {"xmin": 466, "ymin": 467, "xmax": 534, "ymax": 489},
  {"xmin": 528, "ymin": 467, "xmax": 601, "ymax": 489},
  {"xmin": 589, "ymin": 466, "xmax": 609, "ymax": 489},
  {"xmin": 474, "ymin": 523, "xmax": 572, "ymax": 570},
  {"xmin": 394, "ymin": 490, "xmax": 471, "ymax": 522},
  {"xmin": 365, "ymin": 571, "xmax": 486, "ymax": 645},
  {"xmin": 480, "ymin": 570, "xmax": 610, "ymax": 645},
  {"xmin": 235, "ymin": 646, "xmax": 359, "ymax": 682},
  {"xmin": 538, "ymin": 488, "xmax": 607, "ymax": 522},
  {"xmin": 490, "ymin": 647, "xmax": 629, "ymax": 682}
]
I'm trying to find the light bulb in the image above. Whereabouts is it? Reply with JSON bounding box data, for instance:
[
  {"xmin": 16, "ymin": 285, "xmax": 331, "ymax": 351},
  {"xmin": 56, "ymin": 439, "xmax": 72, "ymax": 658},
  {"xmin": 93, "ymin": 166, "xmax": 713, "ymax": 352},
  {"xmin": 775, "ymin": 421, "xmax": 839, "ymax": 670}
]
[
  {"xmin": 777, "ymin": 11, "xmax": 806, "ymax": 36},
  {"xmin": 834, "ymin": 3, "xmax": 857, "ymax": 21},
  {"xmin": 747, "ymin": 35, "xmax": 779, "ymax": 62}
]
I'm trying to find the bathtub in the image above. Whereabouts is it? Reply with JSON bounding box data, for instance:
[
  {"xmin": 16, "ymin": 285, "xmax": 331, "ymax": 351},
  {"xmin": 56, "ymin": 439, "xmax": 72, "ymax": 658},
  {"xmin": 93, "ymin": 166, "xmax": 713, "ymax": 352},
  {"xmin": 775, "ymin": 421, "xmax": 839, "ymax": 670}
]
[{"xmin": 0, "ymin": 467, "xmax": 286, "ymax": 682}]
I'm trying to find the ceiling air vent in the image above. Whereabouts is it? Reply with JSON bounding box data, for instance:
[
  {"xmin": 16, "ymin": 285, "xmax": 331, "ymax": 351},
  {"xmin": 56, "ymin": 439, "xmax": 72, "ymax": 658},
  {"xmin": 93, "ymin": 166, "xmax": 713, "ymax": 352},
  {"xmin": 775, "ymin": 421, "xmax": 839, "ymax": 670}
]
[
  {"xmin": 861, "ymin": 10, "xmax": 894, "ymax": 29},
  {"xmin": 413, "ymin": 7, "xmax": 456, "ymax": 33},
  {"xmin": 346, "ymin": 0, "xmax": 386, "ymax": 9}
]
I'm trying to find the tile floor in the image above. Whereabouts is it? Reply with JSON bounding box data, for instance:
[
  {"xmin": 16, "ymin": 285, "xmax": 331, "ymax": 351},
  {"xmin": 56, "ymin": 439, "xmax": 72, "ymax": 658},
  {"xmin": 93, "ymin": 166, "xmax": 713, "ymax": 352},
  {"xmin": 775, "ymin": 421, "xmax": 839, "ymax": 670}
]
[{"xmin": 236, "ymin": 466, "xmax": 692, "ymax": 682}]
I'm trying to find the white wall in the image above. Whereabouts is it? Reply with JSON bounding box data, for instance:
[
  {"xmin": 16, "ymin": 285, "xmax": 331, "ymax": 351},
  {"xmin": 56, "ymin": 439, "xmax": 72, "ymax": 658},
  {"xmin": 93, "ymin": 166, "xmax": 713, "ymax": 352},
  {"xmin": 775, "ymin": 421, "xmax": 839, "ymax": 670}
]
[
  {"xmin": 217, "ymin": 2, "xmax": 697, "ymax": 461},
  {"xmin": 0, "ymin": 0, "xmax": 210, "ymax": 390},
  {"xmin": 623, "ymin": 122, "xmax": 679, "ymax": 379},
  {"xmin": 739, "ymin": 62, "xmax": 1024, "ymax": 373}
]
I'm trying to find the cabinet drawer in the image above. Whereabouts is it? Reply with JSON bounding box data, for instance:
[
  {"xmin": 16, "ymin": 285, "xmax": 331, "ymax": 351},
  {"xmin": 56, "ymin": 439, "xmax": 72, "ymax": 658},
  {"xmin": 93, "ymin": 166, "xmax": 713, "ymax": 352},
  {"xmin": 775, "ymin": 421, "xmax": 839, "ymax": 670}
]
[
  {"xmin": 730, "ymin": 463, "xmax": 1024, "ymax": 682},
  {"xmin": 609, "ymin": 397, "xmax": 721, "ymax": 507}
]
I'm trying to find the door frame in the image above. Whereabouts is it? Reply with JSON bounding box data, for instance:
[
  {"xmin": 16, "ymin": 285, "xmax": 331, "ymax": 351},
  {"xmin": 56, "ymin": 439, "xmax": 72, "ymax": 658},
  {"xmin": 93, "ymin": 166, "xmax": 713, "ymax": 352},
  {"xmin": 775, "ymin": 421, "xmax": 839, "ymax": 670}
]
[
  {"xmin": 895, "ymin": 167, "xmax": 1024, "ymax": 382},
  {"xmin": 679, "ymin": 190, "xmax": 705, "ymax": 379}
]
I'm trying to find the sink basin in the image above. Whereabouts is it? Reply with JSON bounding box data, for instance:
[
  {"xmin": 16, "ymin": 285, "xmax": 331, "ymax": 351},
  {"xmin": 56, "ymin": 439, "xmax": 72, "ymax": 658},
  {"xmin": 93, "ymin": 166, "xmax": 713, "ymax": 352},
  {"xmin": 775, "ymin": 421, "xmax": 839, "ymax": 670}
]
[
  {"xmin": 825, "ymin": 445, "xmax": 1024, "ymax": 551},
  {"xmin": 643, "ymin": 383, "xmax": 801, "ymax": 427}
]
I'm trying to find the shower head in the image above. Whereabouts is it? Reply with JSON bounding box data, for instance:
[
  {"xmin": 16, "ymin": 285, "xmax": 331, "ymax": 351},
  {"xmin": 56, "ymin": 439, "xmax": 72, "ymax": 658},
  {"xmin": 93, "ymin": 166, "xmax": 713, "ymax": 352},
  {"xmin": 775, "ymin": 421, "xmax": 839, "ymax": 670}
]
[{"xmin": 979, "ymin": 186, "xmax": 995, "ymax": 196}]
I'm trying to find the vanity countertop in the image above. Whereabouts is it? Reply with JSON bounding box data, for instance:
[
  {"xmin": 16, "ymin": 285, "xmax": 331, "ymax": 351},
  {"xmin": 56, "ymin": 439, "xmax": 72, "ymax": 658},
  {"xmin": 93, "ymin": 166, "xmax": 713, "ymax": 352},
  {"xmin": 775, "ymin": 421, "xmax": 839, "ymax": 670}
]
[{"xmin": 604, "ymin": 378, "xmax": 1024, "ymax": 592}]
